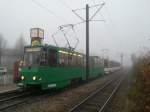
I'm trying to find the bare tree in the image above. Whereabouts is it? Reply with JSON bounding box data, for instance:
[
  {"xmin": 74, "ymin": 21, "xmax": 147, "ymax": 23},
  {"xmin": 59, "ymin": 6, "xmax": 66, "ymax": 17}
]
[
  {"xmin": 14, "ymin": 34, "xmax": 26, "ymax": 58},
  {"xmin": 0, "ymin": 34, "xmax": 6, "ymax": 65}
]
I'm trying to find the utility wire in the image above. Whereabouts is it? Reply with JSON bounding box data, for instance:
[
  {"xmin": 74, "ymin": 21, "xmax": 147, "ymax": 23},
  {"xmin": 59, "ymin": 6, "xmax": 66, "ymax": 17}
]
[
  {"xmin": 57, "ymin": 0, "xmax": 85, "ymax": 23},
  {"xmin": 31, "ymin": 0, "xmax": 68, "ymax": 23},
  {"xmin": 58, "ymin": 0, "xmax": 87, "ymax": 24},
  {"xmin": 90, "ymin": 2, "xmax": 105, "ymax": 20},
  {"xmin": 57, "ymin": 0, "xmax": 72, "ymax": 11}
]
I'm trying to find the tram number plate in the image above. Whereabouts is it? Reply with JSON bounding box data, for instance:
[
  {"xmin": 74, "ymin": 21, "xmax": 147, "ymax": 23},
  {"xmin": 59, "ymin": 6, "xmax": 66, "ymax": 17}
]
[{"xmin": 48, "ymin": 84, "xmax": 56, "ymax": 88}]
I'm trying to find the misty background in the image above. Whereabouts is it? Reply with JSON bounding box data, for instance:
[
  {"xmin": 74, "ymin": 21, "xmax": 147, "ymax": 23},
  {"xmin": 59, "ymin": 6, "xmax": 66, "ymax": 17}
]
[{"xmin": 0, "ymin": 0, "xmax": 150, "ymax": 67}]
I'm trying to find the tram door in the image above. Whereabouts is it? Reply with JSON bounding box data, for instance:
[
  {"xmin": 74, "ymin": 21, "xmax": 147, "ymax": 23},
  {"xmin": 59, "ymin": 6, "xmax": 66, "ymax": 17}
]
[{"xmin": 48, "ymin": 49, "xmax": 57, "ymax": 67}]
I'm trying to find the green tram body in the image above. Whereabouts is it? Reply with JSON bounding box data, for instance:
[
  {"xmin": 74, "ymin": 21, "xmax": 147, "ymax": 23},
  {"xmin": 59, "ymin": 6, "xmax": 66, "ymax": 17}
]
[{"xmin": 18, "ymin": 45, "xmax": 104, "ymax": 90}]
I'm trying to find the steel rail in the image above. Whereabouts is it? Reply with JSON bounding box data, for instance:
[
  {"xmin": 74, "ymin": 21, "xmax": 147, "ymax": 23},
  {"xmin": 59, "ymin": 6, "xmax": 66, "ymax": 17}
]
[
  {"xmin": 69, "ymin": 78, "xmax": 115, "ymax": 112},
  {"xmin": 98, "ymin": 76, "xmax": 125, "ymax": 112},
  {"xmin": 69, "ymin": 75, "xmax": 124, "ymax": 112},
  {"xmin": 0, "ymin": 91, "xmax": 32, "ymax": 111},
  {"xmin": 0, "ymin": 89, "xmax": 19, "ymax": 97},
  {"xmin": 0, "ymin": 92, "xmax": 30, "ymax": 102},
  {"xmin": 0, "ymin": 98, "xmax": 28, "ymax": 111}
]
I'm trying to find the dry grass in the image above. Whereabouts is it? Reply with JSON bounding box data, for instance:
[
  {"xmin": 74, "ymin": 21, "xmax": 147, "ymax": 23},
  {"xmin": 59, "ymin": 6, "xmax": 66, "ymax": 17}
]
[{"xmin": 128, "ymin": 54, "xmax": 150, "ymax": 112}]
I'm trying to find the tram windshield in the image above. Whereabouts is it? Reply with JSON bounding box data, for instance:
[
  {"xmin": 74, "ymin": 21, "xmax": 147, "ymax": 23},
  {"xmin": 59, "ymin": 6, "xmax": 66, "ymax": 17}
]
[{"xmin": 23, "ymin": 47, "xmax": 41, "ymax": 66}]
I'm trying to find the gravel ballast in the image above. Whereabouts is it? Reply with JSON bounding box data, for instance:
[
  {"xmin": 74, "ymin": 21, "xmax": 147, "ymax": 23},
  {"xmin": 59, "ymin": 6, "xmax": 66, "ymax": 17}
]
[{"xmin": 104, "ymin": 69, "xmax": 131, "ymax": 112}]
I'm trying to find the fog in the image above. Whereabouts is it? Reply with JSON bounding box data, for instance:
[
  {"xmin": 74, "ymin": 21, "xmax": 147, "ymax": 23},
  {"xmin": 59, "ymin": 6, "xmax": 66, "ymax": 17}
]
[{"xmin": 0, "ymin": 0, "xmax": 150, "ymax": 66}]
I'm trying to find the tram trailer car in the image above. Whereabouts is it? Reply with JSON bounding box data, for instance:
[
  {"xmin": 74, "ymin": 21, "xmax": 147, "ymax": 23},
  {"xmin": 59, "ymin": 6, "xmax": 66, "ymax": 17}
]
[
  {"xmin": 104, "ymin": 67, "xmax": 121, "ymax": 74},
  {"xmin": 18, "ymin": 45, "xmax": 104, "ymax": 90}
]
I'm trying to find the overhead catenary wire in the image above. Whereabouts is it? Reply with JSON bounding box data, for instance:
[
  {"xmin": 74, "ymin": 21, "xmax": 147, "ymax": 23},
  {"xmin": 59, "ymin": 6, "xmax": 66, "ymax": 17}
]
[
  {"xmin": 90, "ymin": 2, "xmax": 105, "ymax": 20},
  {"xmin": 73, "ymin": 21, "xmax": 86, "ymax": 26},
  {"xmin": 58, "ymin": 0, "xmax": 100, "ymax": 27},
  {"xmin": 31, "ymin": 0, "xmax": 68, "ymax": 23},
  {"xmin": 72, "ymin": 10, "xmax": 86, "ymax": 21},
  {"xmin": 83, "ymin": 0, "xmax": 99, "ymax": 5},
  {"xmin": 58, "ymin": 24, "xmax": 79, "ymax": 50},
  {"xmin": 57, "ymin": 0, "xmax": 86, "ymax": 24},
  {"xmin": 52, "ymin": 24, "xmax": 80, "ymax": 51},
  {"xmin": 72, "ymin": 2, "xmax": 105, "ymax": 22},
  {"xmin": 51, "ymin": 31, "xmax": 59, "ymax": 47},
  {"xmin": 72, "ymin": 26, "xmax": 79, "ymax": 50},
  {"xmin": 57, "ymin": 0, "xmax": 73, "ymax": 11}
]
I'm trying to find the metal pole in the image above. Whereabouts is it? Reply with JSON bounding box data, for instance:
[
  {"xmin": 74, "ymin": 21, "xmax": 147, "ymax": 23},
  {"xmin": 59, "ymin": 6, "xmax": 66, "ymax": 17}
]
[
  {"xmin": 121, "ymin": 53, "xmax": 123, "ymax": 66},
  {"xmin": 86, "ymin": 4, "xmax": 89, "ymax": 79}
]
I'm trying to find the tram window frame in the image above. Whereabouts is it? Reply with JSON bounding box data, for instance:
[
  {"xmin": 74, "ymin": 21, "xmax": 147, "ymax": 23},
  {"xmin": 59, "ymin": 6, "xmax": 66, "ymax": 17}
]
[
  {"xmin": 48, "ymin": 48, "xmax": 58, "ymax": 67},
  {"xmin": 78, "ymin": 57, "xmax": 80, "ymax": 66},
  {"xmin": 83, "ymin": 57, "xmax": 86, "ymax": 67},
  {"xmin": 72, "ymin": 55, "xmax": 77, "ymax": 66},
  {"xmin": 39, "ymin": 48, "xmax": 48, "ymax": 66},
  {"xmin": 59, "ymin": 52, "xmax": 63, "ymax": 66},
  {"xmin": 59, "ymin": 52, "xmax": 68, "ymax": 67},
  {"xmin": 58, "ymin": 51, "xmax": 84, "ymax": 67},
  {"xmin": 64, "ymin": 53, "xmax": 68, "ymax": 66},
  {"xmin": 81, "ymin": 56, "xmax": 84, "ymax": 66},
  {"xmin": 76, "ymin": 55, "xmax": 83, "ymax": 67},
  {"xmin": 69, "ymin": 54, "xmax": 77, "ymax": 66}
]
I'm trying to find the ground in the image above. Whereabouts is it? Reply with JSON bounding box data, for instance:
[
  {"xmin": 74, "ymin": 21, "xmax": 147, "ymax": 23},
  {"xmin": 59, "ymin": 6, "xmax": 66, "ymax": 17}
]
[
  {"xmin": 2, "ymin": 69, "xmax": 133, "ymax": 112},
  {"xmin": 0, "ymin": 84, "xmax": 17, "ymax": 93},
  {"xmin": 14, "ymin": 71, "xmax": 123, "ymax": 112},
  {"xmin": 104, "ymin": 69, "xmax": 132, "ymax": 112}
]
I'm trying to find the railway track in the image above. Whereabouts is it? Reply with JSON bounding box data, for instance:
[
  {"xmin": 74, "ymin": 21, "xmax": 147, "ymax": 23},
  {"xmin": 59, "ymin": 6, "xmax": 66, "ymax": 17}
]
[
  {"xmin": 0, "ymin": 90, "xmax": 32, "ymax": 111},
  {"xmin": 69, "ymin": 75, "xmax": 125, "ymax": 112},
  {"xmin": 0, "ymin": 89, "xmax": 57, "ymax": 111},
  {"xmin": 0, "ymin": 70, "xmax": 123, "ymax": 112},
  {"xmin": 0, "ymin": 89, "xmax": 21, "ymax": 99}
]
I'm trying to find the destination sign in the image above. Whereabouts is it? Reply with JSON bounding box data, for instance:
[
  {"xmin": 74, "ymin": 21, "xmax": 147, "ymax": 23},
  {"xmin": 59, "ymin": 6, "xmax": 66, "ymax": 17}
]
[
  {"xmin": 30, "ymin": 28, "xmax": 44, "ymax": 39},
  {"xmin": 25, "ymin": 47, "xmax": 41, "ymax": 52}
]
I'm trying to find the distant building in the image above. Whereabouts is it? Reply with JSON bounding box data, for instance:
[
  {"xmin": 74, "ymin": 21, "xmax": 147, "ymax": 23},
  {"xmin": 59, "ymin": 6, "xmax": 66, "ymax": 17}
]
[{"xmin": 1, "ymin": 48, "xmax": 20, "ymax": 71}]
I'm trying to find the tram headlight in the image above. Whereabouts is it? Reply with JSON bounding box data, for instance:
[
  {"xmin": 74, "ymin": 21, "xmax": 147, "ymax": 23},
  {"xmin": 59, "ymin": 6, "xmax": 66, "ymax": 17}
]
[
  {"xmin": 19, "ymin": 68, "xmax": 21, "ymax": 72},
  {"xmin": 33, "ymin": 76, "xmax": 36, "ymax": 80},
  {"xmin": 21, "ymin": 76, "xmax": 24, "ymax": 80}
]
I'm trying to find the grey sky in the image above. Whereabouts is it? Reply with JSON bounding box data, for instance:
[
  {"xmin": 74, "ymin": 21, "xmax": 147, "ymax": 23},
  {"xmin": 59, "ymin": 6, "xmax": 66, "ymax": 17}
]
[{"xmin": 0, "ymin": 0, "xmax": 150, "ymax": 65}]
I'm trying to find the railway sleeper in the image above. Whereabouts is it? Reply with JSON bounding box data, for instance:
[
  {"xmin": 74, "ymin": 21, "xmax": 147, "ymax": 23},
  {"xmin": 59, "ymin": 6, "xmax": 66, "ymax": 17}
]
[
  {"xmin": 86, "ymin": 102, "xmax": 101, "ymax": 107},
  {"xmin": 81, "ymin": 105, "xmax": 99, "ymax": 112}
]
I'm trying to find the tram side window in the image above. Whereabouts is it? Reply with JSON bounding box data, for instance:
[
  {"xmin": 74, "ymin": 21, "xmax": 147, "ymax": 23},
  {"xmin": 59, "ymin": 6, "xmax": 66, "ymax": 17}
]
[
  {"xmin": 40, "ymin": 51, "xmax": 48, "ymax": 66},
  {"xmin": 76, "ymin": 56, "xmax": 79, "ymax": 66},
  {"xmin": 98, "ymin": 59, "xmax": 101, "ymax": 66},
  {"xmin": 68, "ymin": 55, "xmax": 72, "ymax": 65},
  {"xmin": 59, "ymin": 52, "xmax": 68, "ymax": 66},
  {"xmin": 76, "ymin": 56, "xmax": 83, "ymax": 66},
  {"xmin": 69, "ymin": 55, "xmax": 77, "ymax": 66},
  {"xmin": 64, "ymin": 54, "xmax": 68, "ymax": 65},
  {"xmin": 59, "ymin": 52, "xmax": 84, "ymax": 67},
  {"xmin": 48, "ymin": 49, "xmax": 57, "ymax": 67},
  {"xmin": 59, "ymin": 53, "xmax": 64, "ymax": 66},
  {"xmin": 81, "ymin": 57, "xmax": 84, "ymax": 66},
  {"xmin": 69, "ymin": 55, "xmax": 83, "ymax": 67},
  {"xmin": 83, "ymin": 57, "xmax": 86, "ymax": 67},
  {"xmin": 97, "ymin": 58, "xmax": 99, "ymax": 67},
  {"xmin": 72, "ymin": 55, "xmax": 77, "ymax": 66},
  {"xmin": 78, "ymin": 57, "xmax": 80, "ymax": 66},
  {"xmin": 95, "ymin": 58, "xmax": 98, "ymax": 67}
]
